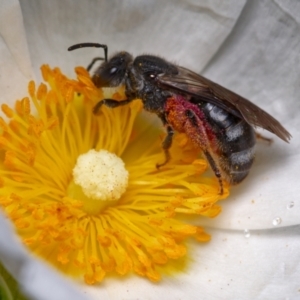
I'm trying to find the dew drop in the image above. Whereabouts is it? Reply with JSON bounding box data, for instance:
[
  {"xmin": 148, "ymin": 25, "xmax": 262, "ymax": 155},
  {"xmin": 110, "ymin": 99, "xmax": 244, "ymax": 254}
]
[
  {"xmin": 243, "ymin": 229, "xmax": 251, "ymax": 238},
  {"xmin": 272, "ymin": 217, "xmax": 282, "ymax": 226},
  {"xmin": 287, "ymin": 201, "xmax": 294, "ymax": 209}
]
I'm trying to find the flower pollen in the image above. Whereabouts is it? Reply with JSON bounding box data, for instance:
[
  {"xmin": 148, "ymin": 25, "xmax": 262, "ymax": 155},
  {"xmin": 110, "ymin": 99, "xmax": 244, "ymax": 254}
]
[
  {"xmin": 0, "ymin": 65, "xmax": 229, "ymax": 285},
  {"xmin": 73, "ymin": 149, "xmax": 128, "ymax": 201}
]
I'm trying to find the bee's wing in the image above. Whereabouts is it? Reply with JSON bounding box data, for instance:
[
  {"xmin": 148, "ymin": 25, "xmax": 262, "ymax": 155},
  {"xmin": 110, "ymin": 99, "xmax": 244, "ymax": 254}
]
[{"xmin": 158, "ymin": 66, "xmax": 291, "ymax": 143}]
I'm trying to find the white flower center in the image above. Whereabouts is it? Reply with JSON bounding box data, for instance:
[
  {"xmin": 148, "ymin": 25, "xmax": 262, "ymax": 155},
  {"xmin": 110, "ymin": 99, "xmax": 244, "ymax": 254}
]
[{"xmin": 73, "ymin": 149, "xmax": 129, "ymax": 201}]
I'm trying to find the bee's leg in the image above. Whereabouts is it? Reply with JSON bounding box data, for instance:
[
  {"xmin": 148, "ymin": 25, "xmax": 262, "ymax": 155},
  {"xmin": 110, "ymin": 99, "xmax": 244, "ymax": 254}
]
[
  {"xmin": 156, "ymin": 125, "xmax": 174, "ymax": 169},
  {"xmin": 203, "ymin": 151, "xmax": 224, "ymax": 195},
  {"xmin": 255, "ymin": 132, "xmax": 273, "ymax": 145},
  {"xmin": 185, "ymin": 109, "xmax": 224, "ymax": 195},
  {"xmin": 93, "ymin": 98, "xmax": 134, "ymax": 115},
  {"xmin": 87, "ymin": 57, "xmax": 105, "ymax": 72}
]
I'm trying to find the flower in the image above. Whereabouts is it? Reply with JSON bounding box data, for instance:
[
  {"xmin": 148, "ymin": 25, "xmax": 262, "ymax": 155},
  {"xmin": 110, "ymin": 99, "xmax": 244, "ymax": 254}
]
[
  {"xmin": 0, "ymin": 209, "xmax": 90, "ymax": 300},
  {"xmin": 0, "ymin": 65, "xmax": 227, "ymax": 285},
  {"xmin": 1, "ymin": 1, "xmax": 300, "ymax": 299}
]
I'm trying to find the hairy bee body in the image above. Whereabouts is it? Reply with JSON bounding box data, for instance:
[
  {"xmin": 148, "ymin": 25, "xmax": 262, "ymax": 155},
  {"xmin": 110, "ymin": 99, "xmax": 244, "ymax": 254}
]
[
  {"xmin": 197, "ymin": 101, "xmax": 256, "ymax": 184},
  {"xmin": 164, "ymin": 95, "xmax": 256, "ymax": 186},
  {"xmin": 68, "ymin": 43, "xmax": 291, "ymax": 194}
]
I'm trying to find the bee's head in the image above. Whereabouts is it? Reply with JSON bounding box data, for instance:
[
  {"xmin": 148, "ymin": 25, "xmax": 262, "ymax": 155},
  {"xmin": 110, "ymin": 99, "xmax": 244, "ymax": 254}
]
[
  {"xmin": 68, "ymin": 43, "xmax": 133, "ymax": 88},
  {"xmin": 92, "ymin": 52, "xmax": 133, "ymax": 87}
]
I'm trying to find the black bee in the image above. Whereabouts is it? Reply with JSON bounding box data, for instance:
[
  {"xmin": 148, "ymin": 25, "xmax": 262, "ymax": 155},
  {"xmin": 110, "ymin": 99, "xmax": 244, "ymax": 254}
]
[{"xmin": 68, "ymin": 43, "xmax": 291, "ymax": 194}]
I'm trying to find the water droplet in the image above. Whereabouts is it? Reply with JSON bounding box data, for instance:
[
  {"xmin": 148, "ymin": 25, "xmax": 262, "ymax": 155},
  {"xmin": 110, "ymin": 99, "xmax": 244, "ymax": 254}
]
[
  {"xmin": 243, "ymin": 229, "xmax": 251, "ymax": 238},
  {"xmin": 287, "ymin": 201, "xmax": 294, "ymax": 209},
  {"xmin": 272, "ymin": 217, "xmax": 282, "ymax": 226}
]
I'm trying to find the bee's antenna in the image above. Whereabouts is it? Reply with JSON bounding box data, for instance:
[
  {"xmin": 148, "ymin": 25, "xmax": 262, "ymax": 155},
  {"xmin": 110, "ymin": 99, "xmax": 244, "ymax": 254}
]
[{"xmin": 68, "ymin": 43, "xmax": 108, "ymax": 62}]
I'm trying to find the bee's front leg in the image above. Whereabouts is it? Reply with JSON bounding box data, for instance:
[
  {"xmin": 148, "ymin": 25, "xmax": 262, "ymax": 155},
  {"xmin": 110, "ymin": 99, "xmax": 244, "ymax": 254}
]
[{"xmin": 93, "ymin": 98, "xmax": 134, "ymax": 115}]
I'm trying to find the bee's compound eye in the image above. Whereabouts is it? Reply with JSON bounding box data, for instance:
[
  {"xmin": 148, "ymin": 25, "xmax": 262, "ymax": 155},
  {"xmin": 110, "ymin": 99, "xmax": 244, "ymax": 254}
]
[
  {"xmin": 110, "ymin": 67, "xmax": 118, "ymax": 74},
  {"xmin": 149, "ymin": 74, "xmax": 155, "ymax": 79}
]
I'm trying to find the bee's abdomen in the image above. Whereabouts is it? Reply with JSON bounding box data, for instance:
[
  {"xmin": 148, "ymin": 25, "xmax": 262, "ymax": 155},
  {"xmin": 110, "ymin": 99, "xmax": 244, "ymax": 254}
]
[{"xmin": 202, "ymin": 103, "xmax": 256, "ymax": 184}]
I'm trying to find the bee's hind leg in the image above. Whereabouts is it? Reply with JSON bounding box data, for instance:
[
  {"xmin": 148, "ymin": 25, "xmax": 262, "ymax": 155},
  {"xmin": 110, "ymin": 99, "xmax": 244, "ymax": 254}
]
[
  {"xmin": 256, "ymin": 132, "xmax": 273, "ymax": 145},
  {"xmin": 203, "ymin": 151, "xmax": 224, "ymax": 195}
]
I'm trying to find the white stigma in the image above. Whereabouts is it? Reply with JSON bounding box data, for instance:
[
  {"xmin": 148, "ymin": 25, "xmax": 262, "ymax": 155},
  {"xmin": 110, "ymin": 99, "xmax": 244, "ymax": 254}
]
[{"xmin": 73, "ymin": 149, "xmax": 129, "ymax": 201}]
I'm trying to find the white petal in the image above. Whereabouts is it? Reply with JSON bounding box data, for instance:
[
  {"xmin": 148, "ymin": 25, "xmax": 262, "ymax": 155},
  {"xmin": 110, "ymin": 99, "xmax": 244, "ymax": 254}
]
[
  {"xmin": 0, "ymin": 0, "xmax": 33, "ymax": 102},
  {"xmin": 201, "ymin": 0, "xmax": 300, "ymax": 230},
  {"xmin": 81, "ymin": 226, "xmax": 300, "ymax": 300},
  {"xmin": 18, "ymin": 0, "xmax": 246, "ymax": 76}
]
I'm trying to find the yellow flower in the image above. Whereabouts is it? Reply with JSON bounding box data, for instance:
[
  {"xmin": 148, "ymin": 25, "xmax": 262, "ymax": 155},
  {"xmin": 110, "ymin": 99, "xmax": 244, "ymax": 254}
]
[{"xmin": 0, "ymin": 65, "xmax": 228, "ymax": 285}]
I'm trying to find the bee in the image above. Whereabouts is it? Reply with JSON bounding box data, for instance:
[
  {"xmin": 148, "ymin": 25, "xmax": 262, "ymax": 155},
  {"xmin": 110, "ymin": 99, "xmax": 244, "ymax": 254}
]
[{"xmin": 68, "ymin": 43, "xmax": 291, "ymax": 194}]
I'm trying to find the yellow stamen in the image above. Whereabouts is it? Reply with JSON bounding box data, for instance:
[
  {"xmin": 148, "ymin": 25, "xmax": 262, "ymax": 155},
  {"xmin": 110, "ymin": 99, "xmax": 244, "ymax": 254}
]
[{"xmin": 0, "ymin": 65, "xmax": 229, "ymax": 285}]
